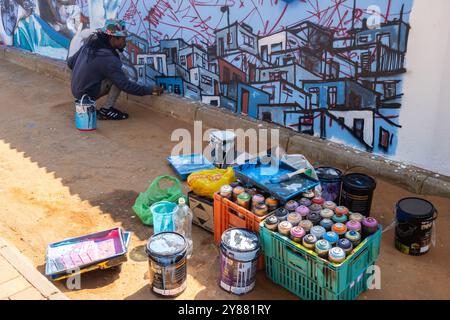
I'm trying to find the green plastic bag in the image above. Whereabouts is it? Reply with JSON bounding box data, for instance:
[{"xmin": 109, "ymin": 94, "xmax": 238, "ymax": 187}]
[{"xmin": 133, "ymin": 176, "xmax": 186, "ymax": 226}]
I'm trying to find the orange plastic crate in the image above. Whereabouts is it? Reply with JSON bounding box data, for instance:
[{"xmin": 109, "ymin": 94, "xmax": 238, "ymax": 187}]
[{"xmin": 213, "ymin": 193, "xmax": 271, "ymax": 270}]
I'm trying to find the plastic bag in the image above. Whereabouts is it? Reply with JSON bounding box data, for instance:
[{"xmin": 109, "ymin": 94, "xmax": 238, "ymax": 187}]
[
  {"xmin": 133, "ymin": 176, "xmax": 186, "ymax": 226},
  {"xmin": 187, "ymin": 167, "xmax": 236, "ymax": 199}
]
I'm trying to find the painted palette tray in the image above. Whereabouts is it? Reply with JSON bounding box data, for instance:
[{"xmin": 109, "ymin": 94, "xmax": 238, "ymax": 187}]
[
  {"xmin": 233, "ymin": 158, "xmax": 320, "ymax": 203},
  {"xmin": 45, "ymin": 228, "xmax": 130, "ymax": 279},
  {"xmin": 167, "ymin": 154, "xmax": 216, "ymax": 180}
]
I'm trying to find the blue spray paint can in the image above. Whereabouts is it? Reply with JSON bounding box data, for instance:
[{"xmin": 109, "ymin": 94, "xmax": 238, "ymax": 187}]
[{"xmin": 75, "ymin": 95, "xmax": 96, "ymax": 131}]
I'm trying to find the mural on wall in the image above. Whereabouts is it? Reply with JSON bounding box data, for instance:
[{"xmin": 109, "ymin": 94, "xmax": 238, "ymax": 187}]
[{"xmin": 0, "ymin": 0, "xmax": 414, "ymax": 156}]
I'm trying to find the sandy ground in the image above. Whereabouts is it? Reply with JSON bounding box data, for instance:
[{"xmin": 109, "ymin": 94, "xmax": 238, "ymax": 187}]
[{"xmin": 0, "ymin": 60, "xmax": 449, "ymax": 300}]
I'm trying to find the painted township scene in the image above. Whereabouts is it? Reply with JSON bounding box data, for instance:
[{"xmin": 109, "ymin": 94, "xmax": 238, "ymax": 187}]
[{"xmin": 0, "ymin": 0, "xmax": 449, "ymax": 300}]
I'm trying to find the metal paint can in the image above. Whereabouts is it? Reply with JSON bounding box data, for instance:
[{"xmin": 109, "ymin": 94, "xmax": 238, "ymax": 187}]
[
  {"xmin": 332, "ymin": 214, "xmax": 348, "ymax": 224},
  {"xmin": 337, "ymin": 238, "xmax": 353, "ymax": 256},
  {"xmin": 323, "ymin": 231, "xmax": 339, "ymax": 245},
  {"xmin": 320, "ymin": 218, "xmax": 334, "ymax": 231},
  {"xmin": 315, "ymin": 239, "xmax": 332, "ymax": 259},
  {"xmin": 146, "ymin": 232, "xmax": 188, "ymax": 297},
  {"xmin": 299, "ymin": 198, "xmax": 312, "ymax": 207},
  {"xmin": 278, "ymin": 221, "xmax": 293, "ymax": 237},
  {"xmin": 220, "ymin": 185, "xmax": 233, "ymax": 200},
  {"xmin": 340, "ymin": 173, "xmax": 377, "ymax": 217},
  {"xmin": 335, "ymin": 206, "xmax": 349, "ymax": 217},
  {"xmin": 320, "ymin": 209, "xmax": 334, "ymax": 220},
  {"xmin": 362, "ymin": 217, "xmax": 379, "ymax": 237},
  {"xmin": 315, "ymin": 167, "xmax": 342, "ymax": 203},
  {"xmin": 75, "ymin": 95, "xmax": 97, "ymax": 132},
  {"xmin": 253, "ymin": 204, "xmax": 269, "ymax": 217},
  {"xmin": 307, "ymin": 212, "xmax": 322, "ymax": 225},
  {"xmin": 285, "ymin": 200, "xmax": 299, "ymax": 212},
  {"xmin": 302, "ymin": 234, "xmax": 318, "ymax": 250},
  {"xmin": 328, "ymin": 247, "xmax": 346, "ymax": 264},
  {"xmin": 265, "ymin": 197, "xmax": 279, "ymax": 212},
  {"xmin": 349, "ymin": 212, "xmax": 365, "ymax": 223},
  {"xmin": 232, "ymin": 186, "xmax": 245, "ymax": 202},
  {"xmin": 310, "ymin": 226, "xmax": 326, "ymax": 240},
  {"xmin": 296, "ymin": 205, "xmax": 310, "ymax": 219},
  {"xmin": 290, "ymin": 226, "xmax": 306, "ymax": 243},
  {"xmin": 323, "ymin": 201, "xmax": 337, "ymax": 211},
  {"xmin": 332, "ymin": 223, "xmax": 348, "ymax": 237},
  {"xmin": 302, "ymin": 191, "xmax": 315, "ymax": 200},
  {"xmin": 346, "ymin": 220, "xmax": 362, "ymax": 233},
  {"xmin": 219, "ymin": 228, "xmax": 260, "ymax": 295},
  {"xmin": 275, "ymin": 208, "xmax": 289, "ymax": 222},
  {"xmin": 299, "ymin": 220, "xmax": 314, "ymax": 233},
  {"xmin": 395, "ymin": 198, "xmax": 437, "ymax": 256},
  {"xmin": 312, "ymin": 197, "xmax": 325, "ymax": 206},
  {"xmin": 237, "ymin": 192, "xmax": 251, "ymax": 210},
  {"xmin": 264, "ymin": 216, "xmax": 279, "ymax": 232},
  {"xmin": 287, "ymin": 212, "xmax": 302, "ymax": 226},
  {"xmin": 345, "ymin": 230, "xmax": 362, "ymax": 247}
]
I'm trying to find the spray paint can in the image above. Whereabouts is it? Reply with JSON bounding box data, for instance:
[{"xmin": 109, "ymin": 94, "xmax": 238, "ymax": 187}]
[
  {"xmin": 285, "ymin": 200, "xmax": 299, "ymax": 212},
  {"xmin": 320, "ymin": 209, "xmax": 334, "ymax": 220},
  {"xmin": 320, "ymin": 218, "xmax": 334, "ymax": 231},
  {"xmin": 265, "ymin": 197, "xmax": 279, "ymax": 212},
  {"xmin": 296, "ymin": 205, "xmax": 310, "ymax": 219},
  {"xmin": 275, "ymin": 208, "xmax": 289, "ymax": 222},
  {"xmin": 346, "ymin": 220, "xmax": 362, "ymax": 233},
  {"xmin": 362, "ymin": 217, "xmax": 379, "ymax": 236},
  {"xmin": 335, "ymin": 206, "xmax": 349, "ymax": 217},
  {"xmin": 278, "ymin": 221, "xmax": 293, "ymax": 237},
  {"xmin": 309, "ymin": 204, "xmax": 322, "ymax": 215},
  {"xmin": 237, "ymin": 193, "xmax": 251, "ymax": 211},
  {"xmin": 232, "ymin": 186, "xmax": 245, "ymax": 202},
  {"xmin": 332, "ymin": 223, "xmax": 348, "ymax": 238},
  {"xmin": 328, "ymin": 247, "xmax": 346, "ymax": 264},
  {"xmin": 323, "ymin": 231, "xmax": 339, "ymax": 246},
  {"xmin": 349, "ymin": 212, "xmax": 365, "ymax": 223},
  {"xmin": 312, "ymin": 197, "xmax": 325, "ymax": 206},
  {"xmin": 337, "ymin": 238, "xmax": 353, "ymax": 256},
  {"xmin": 253, "ymin": 204, "xmax": 269, "ymax": 217},
  {"xmin": 302, "ymin": 234, "xmax": 317, "ymax": 250},
  {"xmin": 290, "ymin": 226, "xmax": 306, "ymax": 243},
  {"xmin": 220, "ymin": 185, "xmax": 233, "ymax": 200},
  {"xmin": 264, "ymin": 216, "xmax": 279, "ymax": 232},
  {"xmin": 345, "ymin": 230, "xmax": 362, "ymax": 247},
  {"xmin": 332, "ymin": 214, "xmax": 348, "ymax": 224},
  {"xmin": 310, "ymin": 226, "xmax": 326, "ymax": 240},
  {"xmin": 299, "ymin": 198, "xmax": 312, "ymax": 207},
  {"xmin": 252, "ymin": 194, "xmax": 265, "ymax": 211},
  {"xmin": 308, "ymin": 212, "xmax": 322, "ymax": 225},
  {"xmin": 315, "ymin": 240, "xmax": 332, "ymax": 259},
  {"xmin": 299, "ymin": 220, "xmax": 314, "ymax": 233},
  {"xmin": 323, "ymin": 201, "xmax": 337, "ymax": 211},
  {"xmin": 287, "ymin": 212, "xmax": 302, "ymax": 226},
  {"xmin": 303, "ymin": 191, "xmax": 315, "ymax": 200}
]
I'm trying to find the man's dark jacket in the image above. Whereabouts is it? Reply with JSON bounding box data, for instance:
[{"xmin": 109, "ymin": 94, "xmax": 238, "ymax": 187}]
[{"xmin": 67, "ymin": 39, "xmax": 151, "ymax": 100}]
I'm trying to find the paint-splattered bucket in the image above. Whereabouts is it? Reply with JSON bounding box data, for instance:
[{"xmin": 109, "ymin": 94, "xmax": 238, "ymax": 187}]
[
  {"xmin": 340, "ymin": 173, "xmax": 376, "ymax": 217},
  {"xmin": 395, "ymin": 198, "xmax": 437, "ymax": 256},
  {"xmin": 316, "ymin": 167, "xmax": 342, "ymax": 203},
  {"xmin": 75, "ymin": 95, "xmax": 96, "ymax": 131},
  {"xmin": 219, "ymin": 228, "xmax": 260, "ymax": 295},
  {"xmin": 146, "ymin": 232, "xmax": 187, "ymax": 297},
  {"xmin": 151, "ymin": 201, "xmax": 178, "ymax": 235}
]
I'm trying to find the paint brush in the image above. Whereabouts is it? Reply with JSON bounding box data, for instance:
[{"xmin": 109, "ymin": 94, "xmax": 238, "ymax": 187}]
[{"xmin": 270, "ymin": 168, "xmax": 307, "ymax": 184}]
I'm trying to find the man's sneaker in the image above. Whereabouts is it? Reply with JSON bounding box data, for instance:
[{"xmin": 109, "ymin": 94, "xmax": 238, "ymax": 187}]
[{"xmin": 97, "ymin": 107, "xmax": 129, "ymax": 120}]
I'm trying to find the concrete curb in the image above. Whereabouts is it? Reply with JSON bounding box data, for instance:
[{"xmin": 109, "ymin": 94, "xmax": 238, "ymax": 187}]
[{"xmin": 1, "ymin": 45, "xmax": 449, "ymax": 197}]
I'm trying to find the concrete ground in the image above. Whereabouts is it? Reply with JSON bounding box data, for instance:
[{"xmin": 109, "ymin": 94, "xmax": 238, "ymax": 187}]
[{"xmin": 0, "ymin": 59, "xmax": 449, "ymax": 300}]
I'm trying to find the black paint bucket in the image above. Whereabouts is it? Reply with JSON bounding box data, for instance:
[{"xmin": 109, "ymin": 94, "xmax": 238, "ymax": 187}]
[
  {"xmin": 316, "ymin": 167, "xmax": 343, "ymax": 203},
  {"xmin": 395, "ymin": 198, "xmax": 437, "ymax": 256},
  {"xmin": 340, "ymin": 173, "xmax": 376, "ymax": 216},
  {"xmin": 146, "ymin": 232, "xmax": 187, "ymax": 297}
]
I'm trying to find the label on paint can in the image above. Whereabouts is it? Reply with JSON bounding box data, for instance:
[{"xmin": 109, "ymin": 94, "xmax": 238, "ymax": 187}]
[
  {"xmin": 148, "ymin": 257, "xmax": 187, "ymax": 296},
  {"xmin": 219, "ymin": 252, "xmax": 257, "ymax": 295}
]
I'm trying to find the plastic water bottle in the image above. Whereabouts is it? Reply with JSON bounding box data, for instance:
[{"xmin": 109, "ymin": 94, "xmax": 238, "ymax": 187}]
[{"xmin": 175, "ymin": 198, "xmax": 193, "ymax": 259}]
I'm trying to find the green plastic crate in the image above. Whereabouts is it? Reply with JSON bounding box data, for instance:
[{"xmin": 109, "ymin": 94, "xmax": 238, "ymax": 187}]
[{"xmin": 260, "ymin": 224, "xmax": 382, "ymax": 300}]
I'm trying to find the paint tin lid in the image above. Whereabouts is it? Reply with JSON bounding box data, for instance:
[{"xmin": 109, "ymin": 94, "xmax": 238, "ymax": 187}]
[
  {"xmin": 397, "ymin": 198, "xmax": 436, "ymax": 220},
  {"xmin": 342, "ymin": 173, "xmax": 376, "ymax": 190},
  {"xmin": 147, "ymin": 232, "xmax": 187, "ymax": 257},
  {"xmin": 221, "ymin": 228, "xmax": 260, "ymax": 252}
]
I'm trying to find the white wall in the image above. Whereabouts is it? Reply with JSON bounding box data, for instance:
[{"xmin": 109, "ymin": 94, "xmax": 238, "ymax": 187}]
[{"xmin": 396, "ymin": 0, "xmax": 450, "ymax": 176}]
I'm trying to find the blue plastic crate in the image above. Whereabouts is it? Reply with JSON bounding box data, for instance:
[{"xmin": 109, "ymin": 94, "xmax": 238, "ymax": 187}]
[
  {"xmin": 167, "ymin": 154, "xmax": 216, "ymax": 180},
  {"xmin": 260, "ymin": 224, "xmax": 382, "ymax": 300}
]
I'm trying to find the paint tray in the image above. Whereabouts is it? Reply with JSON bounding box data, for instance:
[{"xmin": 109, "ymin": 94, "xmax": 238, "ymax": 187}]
[
  {"xmin": 167, "ymin": 154, "xmax": 216, "ymax": 180},
  {"xmin": 233, "ymin": 158, "xmax": 320, "ymax": 203},
  {"xmin": 45, "ymin": 228, "xmax": 130, "ymax": 280}
]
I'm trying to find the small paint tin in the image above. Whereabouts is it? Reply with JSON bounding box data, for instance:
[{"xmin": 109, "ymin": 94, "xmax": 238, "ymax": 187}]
[
  {"xmin": 332, "ymin": 214, "xmax": 348, "ymax": 224},
  {"xmin": 309, "ymin": 204, "xmax": 323, "ymax": 214},
  {"xmin": 237, "ymin": 192, "xmax": 251, "ymax": 210},
  {"xmin": 253, "ymin": 204, "xmax": 269, "ymax": 217},
  {"xmin": 332, "ymin": 223, "xmax": 348, "ymax": 237},
  {"xmin": 307, "ymin": 212, "xmax": 322, "ymax": 225},
  {"xmin": 296, "ymin": 205, "xmax": 310, "ymax": 218},
  {"xmin": 315, "ymin": 239, "xmax": 332, "ymax": 258},
  {"xmin": 278, "ymin": 221, "xmax": 293, "ymax": 237},
  {"xmin": 299, "ymin": 220, "xmax": 313, "ymax": 233},
  {"xmin": 252, "ymin": 194, "xmax": 265, "ymax": 209},
  {"xmin": 345, "ymin": 230, "xmax": 362, "ymax": 247},
  {"xmin": 275, "ymin": 208, "xmax": 289, "ymax": 222},
  {"xmin": 302, "ymin": 234, "xmax": 317, "ymax": 250},
  {"xmin": 312, "ymin": 197, "xmax": 325, "ymax": 206},
  {"xmin": 303, "ymin": 191, "xmax": 315, "ymax": 200},
  {"xmin": 320, "ymin": 209, "xmax": 334, "ymax": 219},
  {"xmin": 362, "ymin": 217, "xmax": 379, "ymax": 236},
  {"xmin": 220, "ymin": 185, "xmax": 233, "ymax": 200},
  {"xmin": 323, "ymin": 231, "xmax": 339, "ymax": 245},
  {"xmin": 285, "ymin": 200, "xmax": 299, "ymax": 212},
  {"xmin": 310, "ymin": 226, "xmax": 326, "ymax": 240},
  {"xmin": 299, "ymin": 198, "xmax": 312, "ymax": 207},
  {"xmin": 335, "ymin": 206, "xmax": 350, "ymax": 217},
  {"xmin": 346, "ymin": 220, "xmax": 362, "ymax": 233},
  {"xmin": 349, "ymin": 212, "xmax": 365, "ymax": 223},
  {"xmin": 290, "ymin": 226, "xmax": 306, "ymax": 243},
  {"xmin": 328, "ymin": 247, "xmax": 346, "ymax": 264},
  {"xmin": 337, "ymin": 238, "xmax": 353, "ymax": 255},
  {"xmin": 265, "ymin": 197, "xmax": 279, "ymax": 212},
  {"xmin": 232, "ymin": 186, "xmax": 245, "ymax": 201},
  {"xmin": 323, "ymin": 201, "xmax": 337, "ymax": 211},
  {"xmin": 320, "ymin": 218, "xmax": 334, "ymax": 231},
  {"xmin": 264, "ymin": 216, "xmax": 279, "ymax": 232},
  {"xmin": 287, "ymin": 212, "xmax": 302, "ymax": 226}
]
